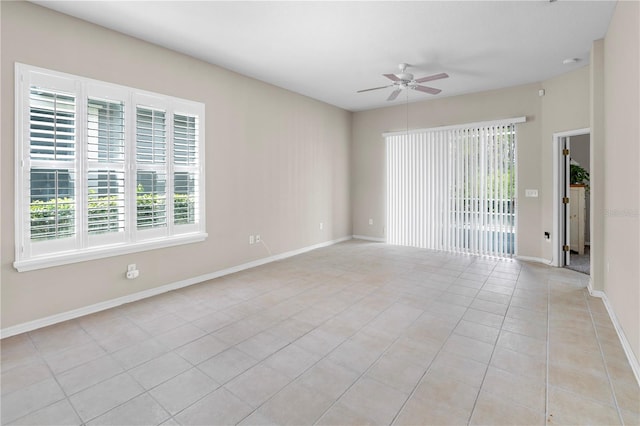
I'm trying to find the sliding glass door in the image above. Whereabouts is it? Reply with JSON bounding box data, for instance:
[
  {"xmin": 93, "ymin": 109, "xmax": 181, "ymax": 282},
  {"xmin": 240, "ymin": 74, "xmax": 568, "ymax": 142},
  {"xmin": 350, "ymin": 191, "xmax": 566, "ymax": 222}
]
[{"xmin": 386, "ymin": 120, "xmax": 519, "ymax": 258}]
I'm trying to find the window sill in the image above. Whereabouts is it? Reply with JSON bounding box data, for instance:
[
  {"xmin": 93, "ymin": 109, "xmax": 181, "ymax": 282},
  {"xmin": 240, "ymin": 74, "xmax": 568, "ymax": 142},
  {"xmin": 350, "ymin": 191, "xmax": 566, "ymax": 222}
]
[{"xmin": 13, "ymin": 232, "xmax": 208, "ymax": 272}]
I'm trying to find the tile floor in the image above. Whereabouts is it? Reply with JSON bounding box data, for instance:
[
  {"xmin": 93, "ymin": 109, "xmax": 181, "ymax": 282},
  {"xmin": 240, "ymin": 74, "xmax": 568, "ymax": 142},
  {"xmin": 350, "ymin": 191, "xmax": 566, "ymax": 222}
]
[{"xmin": 1, "ymin": 240, "xmax": 639, "ymax": 425}]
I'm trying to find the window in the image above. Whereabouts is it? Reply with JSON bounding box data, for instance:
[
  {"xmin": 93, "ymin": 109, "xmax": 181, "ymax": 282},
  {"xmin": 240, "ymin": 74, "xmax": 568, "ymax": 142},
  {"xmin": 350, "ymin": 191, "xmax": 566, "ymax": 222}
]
[
  {"xmin": 14, "ymin": 64, "xmax": 206, "ymax": 271},
  {"xmin": 385, "ymin": 118, "xmax": 524, "ymax": 259}
]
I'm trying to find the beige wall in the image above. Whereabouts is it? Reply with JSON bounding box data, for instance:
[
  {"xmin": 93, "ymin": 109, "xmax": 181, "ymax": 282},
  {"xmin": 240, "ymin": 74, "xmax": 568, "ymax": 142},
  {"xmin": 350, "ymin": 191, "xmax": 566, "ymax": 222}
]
[
  {"xmin": 352, "ymin": 69, "xmax": 591, "ymax": 260},
  {"xmin": 603, "ymin": 0, "xmax": 640, "ymax": 363},
  {"xmin": 1, "ymin": 2, "xmax": 352, "ymax": 329}
]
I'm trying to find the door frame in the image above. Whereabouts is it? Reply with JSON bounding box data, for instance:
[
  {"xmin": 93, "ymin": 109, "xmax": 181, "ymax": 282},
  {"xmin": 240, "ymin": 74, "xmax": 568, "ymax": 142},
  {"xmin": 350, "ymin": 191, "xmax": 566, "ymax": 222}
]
[{"xmin": 552, "ymin": 128, "xmax": 590, "ymax": 267}]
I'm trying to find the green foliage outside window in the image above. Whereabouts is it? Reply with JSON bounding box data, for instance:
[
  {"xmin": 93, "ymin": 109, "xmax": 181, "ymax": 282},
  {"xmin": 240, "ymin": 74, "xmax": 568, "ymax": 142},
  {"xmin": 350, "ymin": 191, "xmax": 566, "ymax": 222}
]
[{"xmin": 31, "ymin": 187, "xmax": 194, "ymax": 240}]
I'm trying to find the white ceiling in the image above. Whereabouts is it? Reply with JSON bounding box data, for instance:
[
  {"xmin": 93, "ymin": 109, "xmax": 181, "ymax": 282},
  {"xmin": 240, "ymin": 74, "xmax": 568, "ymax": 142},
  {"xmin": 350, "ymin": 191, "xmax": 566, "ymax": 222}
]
[{"xmin": 32, "ymin": 1, "xmax": 616, "ymax": 112}]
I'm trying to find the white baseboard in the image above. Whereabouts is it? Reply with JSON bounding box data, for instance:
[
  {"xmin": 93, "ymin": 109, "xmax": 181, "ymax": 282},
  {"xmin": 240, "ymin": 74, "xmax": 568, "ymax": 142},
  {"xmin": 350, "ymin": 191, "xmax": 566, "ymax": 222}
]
[
  {"xmin": 0, "ymin": 236, "xmax": 352, "ymax": 339},
  {"xmin": 352, "ymin": 235, "xmax": 386, "ymax": 242},
  {"xmin": 515, "ymin": 255, "xmax": 554, "ymax": 265},
  {"xmin": 588, "ymin": 289, "xmax": 640, "ymax": 387}
]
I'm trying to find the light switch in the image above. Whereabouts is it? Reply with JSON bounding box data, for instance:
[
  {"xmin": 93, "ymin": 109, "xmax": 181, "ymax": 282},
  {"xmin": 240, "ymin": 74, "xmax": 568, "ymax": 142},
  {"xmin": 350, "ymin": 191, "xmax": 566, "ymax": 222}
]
[{"xmin": 525, "ymin": 189, "xmax": 539, "ymax": 198}]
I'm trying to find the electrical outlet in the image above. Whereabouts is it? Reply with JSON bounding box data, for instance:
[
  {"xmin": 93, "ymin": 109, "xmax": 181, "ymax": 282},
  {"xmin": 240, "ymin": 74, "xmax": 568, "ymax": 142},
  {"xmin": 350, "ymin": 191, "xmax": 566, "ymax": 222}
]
[
  {"xmin": 255, "ymin": 234, "xmax": 261, "ymax": 243},
  {"xmin": 127, "ymin": 264, "xmax": 137, "ymax": 272},
  {"xmin": 369, "ymin": 218, "xmax": 373, "ymax": 225},
  {"xmin": 319, "ymin": 222, "xmax": 323, "ymax": 230},
  {"xmin": 249, "ymin": 235, "xmax": 255, "ymax": 245},
  {"xmin": 525, "ymin": 189, "xmax": 539, "ymax": 198}
]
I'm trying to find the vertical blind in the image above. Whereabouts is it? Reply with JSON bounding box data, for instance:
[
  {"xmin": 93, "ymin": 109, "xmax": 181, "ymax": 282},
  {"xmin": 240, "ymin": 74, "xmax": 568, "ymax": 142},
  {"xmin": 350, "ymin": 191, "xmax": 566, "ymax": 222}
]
[{"xmin": 386, "ymin": 119, "xmax": 522, "ymax": 258}]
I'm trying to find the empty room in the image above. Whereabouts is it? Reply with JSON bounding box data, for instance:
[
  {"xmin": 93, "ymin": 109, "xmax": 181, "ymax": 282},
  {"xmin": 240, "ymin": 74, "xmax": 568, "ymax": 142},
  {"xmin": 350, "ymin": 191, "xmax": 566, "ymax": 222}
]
[{"xmin": 1, "ymin": 1, "xmax": 638, "ymax": 425}]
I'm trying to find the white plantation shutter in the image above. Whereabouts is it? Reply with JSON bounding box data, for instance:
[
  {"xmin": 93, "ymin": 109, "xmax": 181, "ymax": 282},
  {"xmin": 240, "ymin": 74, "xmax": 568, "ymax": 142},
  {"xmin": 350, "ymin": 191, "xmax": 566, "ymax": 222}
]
[
  {"xmin": 28, "ymin": 88, "xmax": 76, "ymax": 243},
  {"xmin": 173, "ymin": 113, "xmax": 200, "ymax": 227},
  {"xmin": 87, "ymin": 98, "xmax": 126, "ymax": 240},
  {"xmin": 386, "ymin": 118, "xmax": 522, "ymax": 259},
  {"xmin": 136, "ymin": 106, "xmax": 167, "ymax": 232},
  {"xmin": 15, "ymin": 64, "xmax": 206, "ymax": 272}
]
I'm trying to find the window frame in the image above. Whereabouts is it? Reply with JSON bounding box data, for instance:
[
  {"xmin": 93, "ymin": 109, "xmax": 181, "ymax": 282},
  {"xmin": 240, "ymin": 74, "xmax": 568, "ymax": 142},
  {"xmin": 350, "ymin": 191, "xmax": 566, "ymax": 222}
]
[{"xmin": 14, "ymin": 63, "xmax": 207, "ymax": 272}]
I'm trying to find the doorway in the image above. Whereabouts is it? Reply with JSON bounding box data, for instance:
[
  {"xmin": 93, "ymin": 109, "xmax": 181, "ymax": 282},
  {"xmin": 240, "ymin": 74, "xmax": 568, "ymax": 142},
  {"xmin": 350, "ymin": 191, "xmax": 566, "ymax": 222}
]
[{"xmin": 553, "ymin": 129, "xmax": 591, "ymax": 274}]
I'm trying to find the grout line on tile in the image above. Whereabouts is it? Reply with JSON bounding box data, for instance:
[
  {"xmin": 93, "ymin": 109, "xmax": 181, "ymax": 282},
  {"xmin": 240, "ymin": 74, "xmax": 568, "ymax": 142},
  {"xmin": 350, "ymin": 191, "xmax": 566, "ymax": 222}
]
[{"xmin": 583, "ymin": 290, "xmax": 625, "ymax": 424}]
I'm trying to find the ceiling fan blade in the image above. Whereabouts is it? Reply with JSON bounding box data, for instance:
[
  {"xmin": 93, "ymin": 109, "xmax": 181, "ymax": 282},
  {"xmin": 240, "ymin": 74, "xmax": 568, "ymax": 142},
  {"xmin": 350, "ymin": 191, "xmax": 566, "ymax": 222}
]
[
  {"xmin": 415, "ymin": 72, "xmax": 449, "ymax": 84},
  {"xmin": 413, "ymin": 85, "xmax": 442, "ymax": 95},
  {"xmin": 387, "ymin": 89, "xmax": 402, "ymax": 101},
  {"xmin": 383, "ymin": 73, "xmax": 400, "ymax": 82},
  {"xmin": 357, "ymin": 84, "xmax": 393, "ymax": 93}
]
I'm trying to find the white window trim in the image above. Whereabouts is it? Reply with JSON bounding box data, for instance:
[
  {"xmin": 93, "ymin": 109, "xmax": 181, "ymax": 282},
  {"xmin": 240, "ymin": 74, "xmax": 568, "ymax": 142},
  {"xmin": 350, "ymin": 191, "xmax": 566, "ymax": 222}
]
[{"xmin": 14, "ymin": 63, "xmax": 207, "ymax": 272}]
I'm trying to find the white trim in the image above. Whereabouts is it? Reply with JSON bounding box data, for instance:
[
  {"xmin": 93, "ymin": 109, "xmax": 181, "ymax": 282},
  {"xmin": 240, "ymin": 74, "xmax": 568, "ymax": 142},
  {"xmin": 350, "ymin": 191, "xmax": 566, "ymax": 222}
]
[
  {"xmin": 588, "ymin": 290, "xmax": 640, "ymax": 387},
  {"xmin": 515, "ymin": 255, "xmax": 554, "ymax": 265},
  {"xmin": 352, "ymin": 235, "xmax": 386, "ymax": 242},
  {"xmin": 14, "ymin": 232, "xmax": 208, "ymax": 272},
  {"xmin": 382, "ymin": 116, "xmax": 526, "ymax": 138},
  {"xmin": 0, "ymin": 236, "xmax": 352, "ymax": 339},
  {"xmin": 552, "ymin": 128, "xmax": 590, "ymax": 267}
]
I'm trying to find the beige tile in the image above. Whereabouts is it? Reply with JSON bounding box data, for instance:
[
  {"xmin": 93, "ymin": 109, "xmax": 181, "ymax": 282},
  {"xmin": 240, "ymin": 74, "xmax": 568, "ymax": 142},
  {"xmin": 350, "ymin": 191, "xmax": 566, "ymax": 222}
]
[
  {"xmin": 475, "ymin": 289, "xmax": 511, "ymax": 304},
  {"xmin": 297, "ymin": 359, "xmax": 360, "ymax": 400},
  {"xmin": 129, "ymin": 352, "xmax": 191, "ymax": 390},
  {"xmin": 463, "ymin": 308, "xmax": 504, "ymax": 329},
  {"xmin": 547, "ymin": 386, "xmax": 621, "ymax": 425},
  {"xmin": 470, "ymin": 298, "xmax": 508, "ymax": 316},
  {"xmin": 621, "ymin": 408, "xmax": 640, "ymax": 426},
  {"xmin": 501, "ymin": 315, "xmax": 547, "ymax": 340},
  {"xmin": 237, "ymin": 410, "xmax": 278, "ymax": 426},
  {"xmin": 155, "ymin": 323, "xmax": 206, "ymax": 350},
  {"xmin": 338, "ymin": 377, "xmax": 408, "ymax": 425},
  {"xmin": 1, "ymin": 359, "xmax": 52, "ymax": 396},
  {"xmin": 384, "ymin": 336, "xmax": 441, "ymax": 367},
  {"xmin": 175, "ymin": 334, "xmax": 230, "ymax": 365},
  {"xmin": 174, "ymin": 387, "xmax": 254, "ymax": 425},
  {"xmin": 404, "ymin": 316, "xmax": 456, "ymax": 343},
  {"xmin": 111, "ymin": 338, "xmax": 167, "ymax": 370},
  {"xmin": 497, "ymin": 330, "xmax": 546, "ymax": 360},
  {"xmin": 236, "ymin": 330, "xmax": 290, "ymax": 361},
  {"xmin": 470, "ymin": 388, "xmax": 544, "ymax": 426},
  {"xmin": 413, "ymin": 371, "xmax": 480, "ymax": 413},
  {"xmin": 43, "ymin": 341, "xmax": 107, "ymax": 375},
  {"xmin": 442, "ymin": 333, "xmax": 494, "ymax": 364},
  {"xmin": 294, "ymin": 327, "xmax": 347, "ymax": 356},
  {"xmin": 149, "ymin": 367, "xmax": 219, "ymax": 415},
  {"xmin": 0, "ymin": 335, "xmax": 40, "ymax": 373},
  {"xmin": 394, "ymin": 394, "xmax": 472, "ymax": 426},
  {"xmin": 29, "ymin": 321, "xmax": 93, "ymax": 355},
  {"xmin": 258, "ymin": 382, "xmax": 334, "ymax": 425},
  {"xmin": 96, "ymin": 325, "xmax": 151, "ymax": 353},
  {"xmin": 68, "ymin": 373, "xmax": 144, "ymax": 423},
  {"xmin": 366, "ymin": 353, "xmax": 427, "ymax": 394},
  {"xmin": 481, "ymin": 366, "xmax": 545, "ymax": 412},
  {"xmin": 197, "ymin": 347, "xmax": 258, "ymax": 384},
  {"xmin": 548, "ymin": 362, "xmax": 615, "ymax": 405},
  {"xmin": 454, "ymin": 319, "xmax": 500, "ymax": 344},
  {"xmin": 212, "ymin": 319, "xmax": 265, "ymax": 346},
  {"xmin": 134, "ymin": 312, "xmax": 188, "ymax": 336},
  {"xmin": 263, "ymin": 343, "xmax": 322, "ymax": 379},
  {"xmin": 9, "ymin": 399, "xmax": 81, "ymax": 426},
  {"xmin": 316, "ymin": 402, "xmax": 376, "ymax": 425},
  {"xmin": 1, "ymin": 378, "xmax": 66, "ymax": 424},
  {"xmin": 57, "ymin": 355, "xmax": 124, "ymax": 395},
  {"xmin": 612, "ymin": 380, "xmax": 640, "ymax": 413},
  {"xmin": 490, "ymin": 346, "xmax": 546, "ymax": 381},
  {"xmin": 428, "ymin": 352, "xmax": 488, "ymax": 388},
  {"xmin": 86, "ymin": 393, "xmax": 169, "ymax": 425},
  {"xmin": 191, "ymin": 311, "xmax": 235, "ymax": 333},
  {"xmin": 224, "ymin": 364, "xmax": 291, "ymax": 408}
]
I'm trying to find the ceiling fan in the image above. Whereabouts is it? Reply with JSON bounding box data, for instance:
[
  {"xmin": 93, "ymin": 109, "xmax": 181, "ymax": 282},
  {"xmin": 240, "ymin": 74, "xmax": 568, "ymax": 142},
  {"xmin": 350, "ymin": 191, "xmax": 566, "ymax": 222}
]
[{"xmin": 357, "ymin": 63, "xmax": 449, "ymax": 101}]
